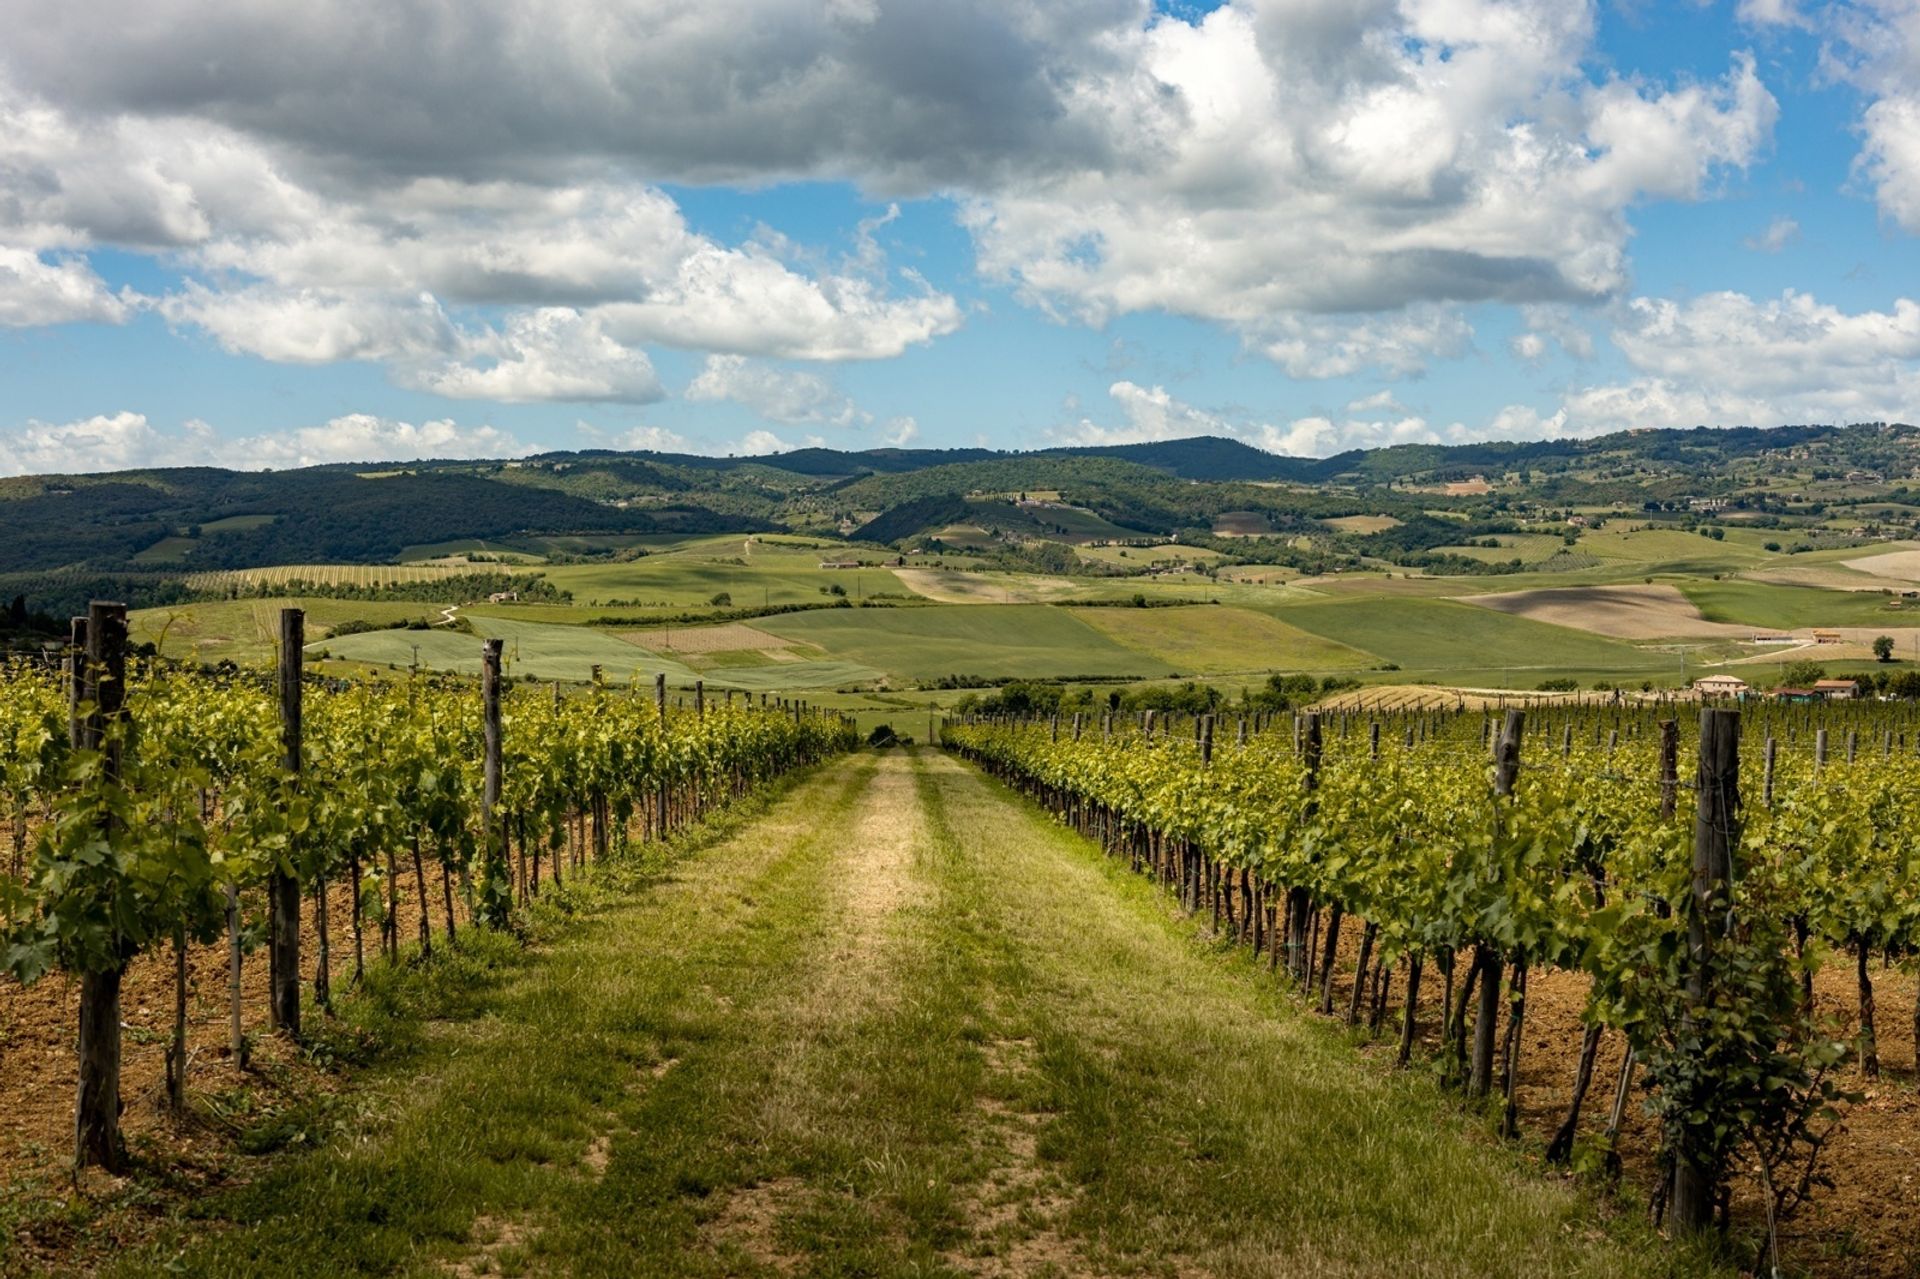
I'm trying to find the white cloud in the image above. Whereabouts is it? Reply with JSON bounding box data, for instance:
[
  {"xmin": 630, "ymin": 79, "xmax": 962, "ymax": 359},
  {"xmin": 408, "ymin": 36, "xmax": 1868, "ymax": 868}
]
[
  {"xmin": 1858, "ymin": 95, "xmax": 1920, "ymax": 232},
  {"xmin": 1345, "ymin": 390, "xmax": 1406, "ymax": 416},
  {"xmin": 684, "ymin": 354, "xmax": 864, "ymax": 425},
  {"xmin": 1258, "ymin": 309, "xmax": 1472, "ymax": 380},
  {"xmin": 1744, "ymin": 215, "xmax": 1800, "ymax": 253},
  {"xmin": 0, "ymin": 1, "xmax": 1781, "ymax": 400},
  {"xmin": 227, "ymin": 415, "xmax": 536, "ymax": 468},
  {"xmin": 964, "ymin": 6, "xmax": 1775, "ymax": 358},
  {"xmin": 880, "ymin": 416, "xmax": 919, "ymax": 447},
  {"xmin": 1059, "ymin": 380, "xmax": 1236, "ymax": 446},
  {"xmin": 0, "ymin": 411, "xmax": 530, "ymax": 475},
  {"xmin": 0, "ymin": 412, "xmax": 198, "ymax": 475},
  {"xmin": 1500, "ymin": 287, "xmax": 1920, "ymax": 435},
  {"xmin": 1826, "ymin": 2, "xmax": 1920, "ymax": 232},
  {"xmin": 609, "ymin": 424, "xmax": 696, "ymax": 454},
  {"xmin": 408, "ymin": 309, "xmax": 664, "ymax": 404},
  {"xmin": 1737, "ymin": 0, "xmax": 1810, "ymax": 28},
  {"xmin": 1061, "ymin": 381, "xmax": 1443, "ymax": 458},
  {"xmin": 1510, "ymin": 332, "xmax": 1549, "ymax": 362},
  {"xmin": 728, "ymin": 428, "xmax": 824, "ymax": 457},
  {"xmin": 0, "ymin": 248, "xmax": 137, "ymax": 326}
]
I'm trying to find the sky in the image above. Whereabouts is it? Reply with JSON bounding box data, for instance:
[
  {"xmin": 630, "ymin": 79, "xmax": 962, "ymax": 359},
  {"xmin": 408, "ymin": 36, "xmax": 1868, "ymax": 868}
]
[{"xmin": 2, "ymin": 0, "xmax": 1920, "ymax": 475}]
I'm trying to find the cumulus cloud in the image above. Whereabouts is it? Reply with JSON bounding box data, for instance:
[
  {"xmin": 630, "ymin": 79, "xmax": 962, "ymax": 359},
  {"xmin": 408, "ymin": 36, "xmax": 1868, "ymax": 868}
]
[
  {"xmin": 0, "ymin": 73, "xmax": 961, "ymax": 405},
  {"xmin": 1059, "ymin": 380, "xmax": 1237, "ymax": 446},
  {"xmin": 0, "ymin": 248, "xmax": 138, "ymax": 326},
  {"xmin": 684, "ymin": 354, "xmax": 865, "ymax": 426},
  {"xmin": 608, "ymin": 424, "xmax": 697, "ymax": 454},
  {"xmin": 1744, "ymin": 215, "xmax": 1800, "ymax": 252},
  {"xmin": 1060, "ymin": 381, "xmax": 1446, "ymax": 458},
  {"xmin": 1826, "ymin": 1, "xmax": 1920, "ymax": 232},
  {"xmin": 1737, "ymin": 0, "xmax": 1810, "ymax": 28},
  {"xmin": 0, "ymin": 411, "xmax": 532, "ymax": 476},
  {"xmin": 880, "ymin": 416, "xmax": 920, "ymax": 447},
  {"xmin": 728, "ymin": 428, "xmax": 826, "ymax": 456},
  {"xmin": 964, "ymin": 3, "xmax": 1775, "ymax": 358},
  {"xmin": 0, "ymin": 0, "xmax": 1785, "ymax": 399},
  {"xmin": 0, "ymin": 412, "xmax": 202, "ymax": 475},
  {"xmin": 1497, "ymin": 287, "xmax": 1920, "ymax": 436}
]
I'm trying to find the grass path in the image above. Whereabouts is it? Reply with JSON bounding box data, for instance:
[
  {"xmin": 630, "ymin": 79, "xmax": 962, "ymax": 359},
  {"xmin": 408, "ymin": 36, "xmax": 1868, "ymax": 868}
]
[{"xmin": 115, "ymin": 751, "xmax": 1715, "ymax": 1278}]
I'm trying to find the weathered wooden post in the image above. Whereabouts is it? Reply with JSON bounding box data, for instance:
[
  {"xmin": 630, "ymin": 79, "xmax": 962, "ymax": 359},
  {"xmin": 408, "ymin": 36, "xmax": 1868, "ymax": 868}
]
[
  {"xmin": 74, "ymin": 602, "xmax": 129, "ymax": 1173},
  {"xmin": 1672, "ymin": 707, "xmax": 1740, "ymax": 1235},
  {"xmin": 1470, "ymin": 709, "xmax": 1523, "ymax": 1099},
  {"xmin": 655, "ymin": 672, "xmax": 670, "ymax": 840},
  {"xmin": 268, "ymin": 608, "xmax": 303, "ymax": 1038},
  {"xmin": 1286, "ymin": 713, "xmax": 1322, "ymax": 982},
  {"xmin": 1659, "ymin": 719, "xmax": 1679, "ymax": 820},
  {"xmin": 479, "ymin": 640, "xmax": 509, "ymax": 927}
]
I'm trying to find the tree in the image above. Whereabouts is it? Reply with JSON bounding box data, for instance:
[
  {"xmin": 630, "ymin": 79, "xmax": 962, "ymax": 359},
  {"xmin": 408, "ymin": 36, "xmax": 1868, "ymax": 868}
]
[
  {"xmin": 709, "ymin": 591, "xmax": 732, "ymax": 607},
  {"xmin": 1873, "ymin": 634, "xmax": 1896, "ymax": 663},
  {"xmin": 1779, "ymin": 659, "xmax": 1827, "ymax": 688}
]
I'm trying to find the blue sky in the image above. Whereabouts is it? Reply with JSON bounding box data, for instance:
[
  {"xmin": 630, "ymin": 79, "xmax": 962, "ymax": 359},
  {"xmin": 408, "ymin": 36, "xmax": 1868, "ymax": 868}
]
[{"xmin": 1, "ymin": 0, "xmax": 1918, "ymax": 473}]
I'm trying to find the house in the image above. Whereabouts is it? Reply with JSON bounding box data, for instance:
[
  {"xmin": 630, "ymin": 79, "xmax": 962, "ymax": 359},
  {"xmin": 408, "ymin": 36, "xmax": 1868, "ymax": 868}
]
[
  {"xmin": 487, "ymin": 591, "xmax": 518, "ymax": 604},
  {"xmin": 1566, "ymin": 514, "xmax": 1590, "ymax": 527},
  {"xmin": 1692, "ymin": 674, "xmax": 1750, "ymax": 698},
  {"xmin": 1813, "ymin": 629, "xmax": 1843, "ymax": 644},
  {"xmin": 1813, "ymin": 678, "xmax": 1863, "ymax": 700},
  {"xmin": 1772, "ymin": 687, "xmax": 1825, "ymax": 703},
  {"xmin": 818, "ymin": 560, "xmax": 863, "ymax": 570}
]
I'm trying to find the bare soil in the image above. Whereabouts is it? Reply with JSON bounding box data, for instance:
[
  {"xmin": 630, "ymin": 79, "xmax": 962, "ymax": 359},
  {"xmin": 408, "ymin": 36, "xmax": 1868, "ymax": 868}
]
[{"xmin": 1462, "ymin": 584, "xmax": 1755, "ymax": 640}]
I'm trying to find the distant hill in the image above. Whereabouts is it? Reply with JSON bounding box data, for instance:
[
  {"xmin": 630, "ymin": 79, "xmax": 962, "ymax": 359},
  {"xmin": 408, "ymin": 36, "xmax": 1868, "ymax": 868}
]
[{"xmin": 4, "ymin": 421, "xmax": 1917, "ymax": 615}]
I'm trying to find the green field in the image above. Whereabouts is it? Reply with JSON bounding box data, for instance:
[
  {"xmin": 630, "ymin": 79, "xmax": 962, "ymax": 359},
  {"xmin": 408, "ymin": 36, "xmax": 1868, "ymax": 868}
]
[
  {"xmin": 1270, "ymin": 597, "xmax": 1672, "ymax": 678},
  {"xmin": 133, "ymin": 598, "xmax": 446, "ymax": 665},
  {"xmin": 543, "ymin": 539, "xmax": 916, "ymax": 608},
  {"xmin": 319, "ymin": 614, "xmax": 883, "ymax": 690},
  {"xmin": 756, "ymin": 604, "xmax": 1174, "ymax": 682},
  {"xmin": 1077, "ymin": 604, "xmax": 1377, "ymax": 674},
  {"xmin": 1678, "ymin": 580, "xmax": 1919, "ymax": 629}
]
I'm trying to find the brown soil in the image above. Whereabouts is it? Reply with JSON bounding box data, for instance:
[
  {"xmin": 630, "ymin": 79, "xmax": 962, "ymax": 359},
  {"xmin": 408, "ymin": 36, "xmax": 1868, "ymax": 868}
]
[
  {"xmin": 0, "ymin": 841, "xmax": 503, "ymax": 1271},
  {"xmin": 1281, "ymin": 908, "xmax": 1920, "ymax": 1279},
  {"xmin": 698, "ymin": 1177, "xmax": 803, "ymax": 1275},
  {"xmin": 1462, "ymin": 584, "xmax": 1755, "ymax": 640},
  {"xmin": 620, "ymin": 622, "xmax": 803, "ymax": 655},
  {"xmin": 949, "ymin": 1035, "xmax": 1088, "ymax": 1277}
]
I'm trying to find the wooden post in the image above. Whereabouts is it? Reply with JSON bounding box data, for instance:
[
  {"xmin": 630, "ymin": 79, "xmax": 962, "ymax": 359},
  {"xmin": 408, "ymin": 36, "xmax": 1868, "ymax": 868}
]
[
  {"xmin": 74, "ymin": 602, "xmax": 129, "ymax": 1173},
  {"xmin": 1672, "ymin": 707, "xmax": 1740, "ymax": 1235},
  {"xmin": 1763, "ymin": 735, "xmax": 1777, "ymax": 808},
  {"xmin": 695, "ymin": 679, "xmax": 705, "ymax": 718},
  {"xmin": 655, "ymin": 673, "xmax": 670, "ymax": 839},
  {"xmin": 268, "ymin": 608, "xmax": 303, "ymax": 1038},
  {"xmin": 1472, "ymin": 709, "xmax": 1523, "ymax": 1098},
  {"xmin": 1286, "ymin": 713, "xmax": 1322, "ymax": 981},
  {"xmin": 1199, "ymin": 714, "xmax": 1213, "ymax": 767},
  {"xmin": 66, "ymin": 616, "xmax": 86, "ymax": 750},
  {"xmin": 479, "ymin": 640, "xmax": 509, "ymax": 927},
  {"xmin": 1658, "ymin": 719, "xmax": 1679, "ymax": 821}
]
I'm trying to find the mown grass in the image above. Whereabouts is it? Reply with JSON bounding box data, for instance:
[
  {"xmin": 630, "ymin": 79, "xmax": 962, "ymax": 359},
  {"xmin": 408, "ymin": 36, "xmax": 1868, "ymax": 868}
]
[
  {"xmin": 1679, "ymin": 579, "xmax": 1920, "ymax": 629},
  {"xmin": 757, "ymin": 603, "xmax": 1175, "ymax": 682},
  {"xmin": 1270, "ymin": 597, "xmax": 1672, "ymax": 678},
  {"xmin": 1077, "ymin": 603, "xmax": 1377, "ymax": 674},
  {"xmin": 90, "ymin": 749, "xmax": 1728, "ymax": 1279},
  {"xmin": 914, "ymin": 752, "xmax": 1724, "ymax": 1278},
  {"xmin": 132, "ymin": 598, "xmax": 445, "ymax": 666}
]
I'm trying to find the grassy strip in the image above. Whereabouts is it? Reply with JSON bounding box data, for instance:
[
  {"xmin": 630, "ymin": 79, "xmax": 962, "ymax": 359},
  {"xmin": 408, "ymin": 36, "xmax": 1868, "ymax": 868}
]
[{"xmin": 914, "ymin": 750, "xmax": 1728, "ymax": 1278}]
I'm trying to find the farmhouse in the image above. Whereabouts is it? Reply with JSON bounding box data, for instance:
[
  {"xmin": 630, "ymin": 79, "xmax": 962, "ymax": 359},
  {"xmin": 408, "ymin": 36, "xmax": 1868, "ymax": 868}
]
[
  {"xmin": 1813, "ymin": 678, "xmax": 1864, "ymax": 700},
  {"xmin": 1691, "ymin": 674, "xmax": 1750, "ymax": 698},
  {"xmin": 487, "ymin": 591, "xmax": 518, "ymax": 604},
  {"xmin": 1813, "ymin": 629, "xmax": 1842, "ymax": 644}
]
